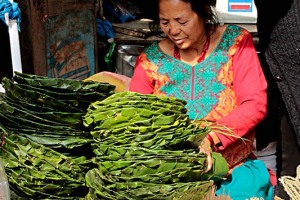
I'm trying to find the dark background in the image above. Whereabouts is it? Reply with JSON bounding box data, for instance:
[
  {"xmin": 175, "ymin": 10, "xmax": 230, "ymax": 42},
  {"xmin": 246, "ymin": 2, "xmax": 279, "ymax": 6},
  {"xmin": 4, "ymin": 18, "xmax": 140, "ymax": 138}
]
[{"xmin": 0, "ymin": 20, "xmax": 13, "ymax": 81}]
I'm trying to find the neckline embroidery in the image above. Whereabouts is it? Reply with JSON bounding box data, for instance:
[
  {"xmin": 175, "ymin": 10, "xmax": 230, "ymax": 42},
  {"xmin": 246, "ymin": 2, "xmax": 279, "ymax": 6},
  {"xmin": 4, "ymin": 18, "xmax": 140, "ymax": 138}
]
[{"xmin": 173, "ymin": 34, "xmax": 210, "ymax": 63}]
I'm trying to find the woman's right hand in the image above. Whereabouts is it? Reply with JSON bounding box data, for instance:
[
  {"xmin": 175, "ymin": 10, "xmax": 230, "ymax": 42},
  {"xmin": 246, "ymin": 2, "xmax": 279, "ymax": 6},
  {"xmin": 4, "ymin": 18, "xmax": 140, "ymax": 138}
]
[{"xmin": 198, "ymin": 137, "xmax": 213, "ymax": 172}]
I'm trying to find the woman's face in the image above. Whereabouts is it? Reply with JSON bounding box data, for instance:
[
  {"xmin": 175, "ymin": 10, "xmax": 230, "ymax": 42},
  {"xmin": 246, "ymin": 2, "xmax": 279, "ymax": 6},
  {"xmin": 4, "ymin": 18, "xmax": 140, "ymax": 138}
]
[{"xmin": 159, "ymin": 0, "xmax": 206, "ymax": 49}]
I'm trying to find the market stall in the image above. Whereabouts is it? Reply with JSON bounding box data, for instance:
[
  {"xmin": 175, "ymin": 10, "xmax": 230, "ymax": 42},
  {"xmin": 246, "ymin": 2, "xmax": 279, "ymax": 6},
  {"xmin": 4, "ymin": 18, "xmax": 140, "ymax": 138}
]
[{"xmin": 1, "ymin": 1, "xmax": 299, "ymax": 199}]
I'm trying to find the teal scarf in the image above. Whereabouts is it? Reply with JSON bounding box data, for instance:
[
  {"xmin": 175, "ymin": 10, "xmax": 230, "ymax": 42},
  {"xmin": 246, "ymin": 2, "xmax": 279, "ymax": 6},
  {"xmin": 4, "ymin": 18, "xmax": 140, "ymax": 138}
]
[
  {"xmin": 216, "ymin": 159, "xmax": 273, "ymax": 200},
  {"xmin": 0, "ymin": 0, "xmax": 21, "ymax": 31}
]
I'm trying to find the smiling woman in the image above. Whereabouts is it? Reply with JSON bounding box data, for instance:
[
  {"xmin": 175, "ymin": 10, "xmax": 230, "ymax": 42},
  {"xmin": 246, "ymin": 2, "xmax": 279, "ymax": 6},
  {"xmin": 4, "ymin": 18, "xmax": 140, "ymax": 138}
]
[{"xmin": 129, "ymin": 0, "xmax": 275, "ymax": 199}]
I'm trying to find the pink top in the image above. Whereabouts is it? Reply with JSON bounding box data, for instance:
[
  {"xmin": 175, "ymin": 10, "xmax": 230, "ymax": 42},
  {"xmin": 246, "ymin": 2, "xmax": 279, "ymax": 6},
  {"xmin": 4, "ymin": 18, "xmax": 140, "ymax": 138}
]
[{"xmin": 130, "ymin": 24, "xmax": 267, "ymax": 168}]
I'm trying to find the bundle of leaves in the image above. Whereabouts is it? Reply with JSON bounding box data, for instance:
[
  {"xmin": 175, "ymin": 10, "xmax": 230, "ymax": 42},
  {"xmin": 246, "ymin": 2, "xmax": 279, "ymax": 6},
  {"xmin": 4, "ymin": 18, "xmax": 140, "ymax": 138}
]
[
  {"xmin": 83, "ymin": 92, "xmax": 229, "ymax": 199},
  {"xmin": 0, "ymin": 133, "xmax": 93, "ymax": 199},
  {"xmin": 0, "ymin": 72, "xmax": 115, "ymax": 151},
  {"xmin": 0, "ymin": 72, "xmax": 116, "ymax": 198}
]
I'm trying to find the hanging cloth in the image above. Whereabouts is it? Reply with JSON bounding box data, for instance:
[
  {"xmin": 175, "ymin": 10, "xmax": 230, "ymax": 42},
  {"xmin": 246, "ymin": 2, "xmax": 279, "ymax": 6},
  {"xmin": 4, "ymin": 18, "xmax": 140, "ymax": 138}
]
[{"xmin": 0, "ymin": 0, "xmax": 21, "ymax": 31}]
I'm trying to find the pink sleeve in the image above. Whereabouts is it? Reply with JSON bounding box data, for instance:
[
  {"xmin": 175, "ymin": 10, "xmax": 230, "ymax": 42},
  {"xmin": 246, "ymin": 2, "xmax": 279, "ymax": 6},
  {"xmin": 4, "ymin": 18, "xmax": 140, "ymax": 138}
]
[
  {"xmin": 215, "ymin": 33, "xmax": 268, "ymax": 149},
  {"xmin": 129, "ymin": 55, "xmax": 154, "ymax": 94}
]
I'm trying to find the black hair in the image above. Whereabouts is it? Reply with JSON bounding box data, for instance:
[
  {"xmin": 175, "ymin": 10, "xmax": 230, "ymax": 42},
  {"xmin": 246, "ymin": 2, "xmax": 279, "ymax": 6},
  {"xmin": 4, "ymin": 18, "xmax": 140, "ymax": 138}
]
[{"xmin": 149, "ymin": 0, "xmax": 218, "ymax": 35}]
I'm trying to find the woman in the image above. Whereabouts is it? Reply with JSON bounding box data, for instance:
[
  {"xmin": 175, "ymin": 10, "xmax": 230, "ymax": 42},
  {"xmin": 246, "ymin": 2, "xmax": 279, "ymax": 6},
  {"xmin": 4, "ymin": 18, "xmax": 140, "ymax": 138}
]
[{"xmin": 129, "ymin": 0, "xmax": 275, "ymax": 199}]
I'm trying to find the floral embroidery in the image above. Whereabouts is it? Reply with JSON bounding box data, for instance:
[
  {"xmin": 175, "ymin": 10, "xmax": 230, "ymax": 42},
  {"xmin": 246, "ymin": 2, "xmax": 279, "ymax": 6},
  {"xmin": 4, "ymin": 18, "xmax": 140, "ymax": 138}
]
[
  {"xmin": 139, "ymin": 25, "xmax": 253, "ymax": 168},
  {"xmin": 219, "ymin": 131, "xmax": 255, "ymax": 169},
  {"xmin": 143, "ymin": 25, "xmax": 246, "ymax": 121}
]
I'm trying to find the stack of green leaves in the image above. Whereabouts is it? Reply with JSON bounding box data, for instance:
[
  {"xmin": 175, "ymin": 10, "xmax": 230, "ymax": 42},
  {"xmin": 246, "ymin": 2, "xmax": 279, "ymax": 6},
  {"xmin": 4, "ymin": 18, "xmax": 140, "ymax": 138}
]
[
  {"xmin": 83, "ymin": 91, "xmax": 207, "ymax": 149},
  {"xmin": 0, "ymin": 72, "xmax": 115, "ymax": 150},
  {"xmin": 83, "ymin": 92, "xmax": 229, "ymax": 199},
  {"xmin": 85, "ymin": 168, "xmax": 215, "ymax": 200},
  {"xmin": 0, "ymin": 72, "xmax": 116, "ymax": 198},
  {"xmin": 0, "ymin": 133, "xmax": 93, "ymax": 199},
  {"xmin": 92, "ymin": 144, "xmax": 228, "ymax": 182}
]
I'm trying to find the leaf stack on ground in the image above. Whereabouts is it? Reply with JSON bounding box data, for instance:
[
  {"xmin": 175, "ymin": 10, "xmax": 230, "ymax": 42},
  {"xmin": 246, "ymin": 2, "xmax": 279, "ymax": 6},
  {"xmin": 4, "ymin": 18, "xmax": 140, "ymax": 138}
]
[
  {"xmin": 1, "ymin": 134, "xmax": 91, "ymax": 199},
  {"xmin": 0, "ymin": 72, "xmax": 115, "ymax": 199},
  {"xmin": 0, "ymin": 72, "xmax": 115, "ymax": 150},
  {"xmin": 83, "ymin": 92, "xmax": 229, "ymax": 199}
]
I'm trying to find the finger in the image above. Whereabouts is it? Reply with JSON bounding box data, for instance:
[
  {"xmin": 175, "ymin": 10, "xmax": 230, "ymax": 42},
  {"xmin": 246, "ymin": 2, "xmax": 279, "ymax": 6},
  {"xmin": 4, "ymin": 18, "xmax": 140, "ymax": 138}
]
[
  {"xmin": 198, "ymin": 146, "xmax": 213, "ymax": 173},
  {"xmin": 205, "ymin": 152, "xmax": 213, "ymax": 173}
]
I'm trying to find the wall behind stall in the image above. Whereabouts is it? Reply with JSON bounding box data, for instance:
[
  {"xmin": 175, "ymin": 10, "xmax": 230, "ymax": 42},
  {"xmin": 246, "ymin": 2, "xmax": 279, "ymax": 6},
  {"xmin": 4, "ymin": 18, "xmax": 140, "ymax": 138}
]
[{"xmin": 15, "ymin": 0, "xmax": 98, "ymax": 80}]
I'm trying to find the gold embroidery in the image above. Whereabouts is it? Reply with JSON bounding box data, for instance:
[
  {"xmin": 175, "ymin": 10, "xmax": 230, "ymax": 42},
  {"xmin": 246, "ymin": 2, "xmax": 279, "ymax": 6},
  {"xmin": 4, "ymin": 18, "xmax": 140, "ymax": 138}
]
[{"xmin": 139, "ymin": 54, "xmax": 169, "ymax": 95}]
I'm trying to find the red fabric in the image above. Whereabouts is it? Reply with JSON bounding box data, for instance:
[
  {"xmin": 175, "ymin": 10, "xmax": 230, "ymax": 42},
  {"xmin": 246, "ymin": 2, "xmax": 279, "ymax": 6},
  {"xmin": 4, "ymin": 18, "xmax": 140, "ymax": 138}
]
[
  {"xmin": 215, "ymin": 33, "xmax": 267, "ymax": 150},
  {"xmin": 129, "ymin": 58, "xmax": 154, "ymax": 94},
  {"xmin": 130, "ymin": 32, "xmax": 267, "ymax": 151},
  {"xmin": 268, "ymin": 168, "xmax": 277, "ymax": 186},
  {"xmin": 129, "ymin": 28, "xmax": 268, "ymax": 170},
  {"xmin": 206, "ymin": 133, "xmax": 214, "ymax": 147}
]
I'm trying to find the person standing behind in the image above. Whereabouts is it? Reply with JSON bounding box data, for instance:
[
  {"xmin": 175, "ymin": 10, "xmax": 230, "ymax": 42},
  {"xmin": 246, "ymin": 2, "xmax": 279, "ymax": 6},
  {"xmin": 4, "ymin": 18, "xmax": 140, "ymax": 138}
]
[
  {"xmin": 129, "ymin": 0, "xmax": 275, "ymax": 199},
  {"xmin": 254, "ymin": 0, "xmax": 300, "ymax": 145},
  {"xmin": 254, "ymin": 0, "xmax": 300, "ymax": 198}
]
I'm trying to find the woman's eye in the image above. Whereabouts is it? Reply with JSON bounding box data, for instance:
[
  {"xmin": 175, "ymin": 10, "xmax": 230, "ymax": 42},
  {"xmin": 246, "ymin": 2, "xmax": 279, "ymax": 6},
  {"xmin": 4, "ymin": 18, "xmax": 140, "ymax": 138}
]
[
  {"xmin": 179, "ymin": 21, "xmax": 187, "ymax": 25},
  {"xmin": 161, "ymin": 21, "xmax": 168, "ymax": 26}
]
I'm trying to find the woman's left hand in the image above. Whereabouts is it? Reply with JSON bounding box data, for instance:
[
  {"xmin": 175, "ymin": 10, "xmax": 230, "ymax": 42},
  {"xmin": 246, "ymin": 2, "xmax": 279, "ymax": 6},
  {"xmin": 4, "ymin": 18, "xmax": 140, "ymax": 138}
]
[{"xmin": 198, "ymin": 138, "xmax": 213, "ymax": 172}]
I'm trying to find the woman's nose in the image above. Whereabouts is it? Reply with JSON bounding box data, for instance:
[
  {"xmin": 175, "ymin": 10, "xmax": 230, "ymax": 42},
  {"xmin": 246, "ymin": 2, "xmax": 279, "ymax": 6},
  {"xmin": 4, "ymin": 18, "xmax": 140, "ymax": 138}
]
[{"xmin": 169, "ymin": 22, "xmax": 180, "ymax": 35}]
